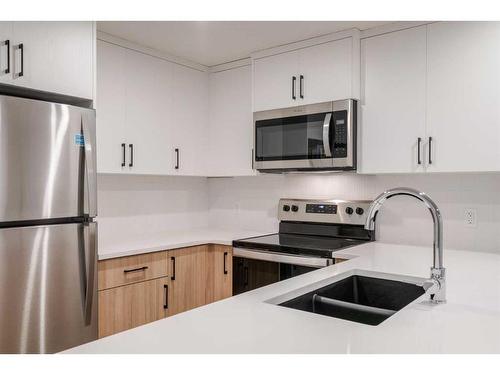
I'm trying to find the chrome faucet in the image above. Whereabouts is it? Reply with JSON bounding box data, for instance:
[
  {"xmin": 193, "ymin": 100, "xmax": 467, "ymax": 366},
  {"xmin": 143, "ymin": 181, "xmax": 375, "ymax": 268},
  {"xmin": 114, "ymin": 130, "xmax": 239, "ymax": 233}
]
[{"xmin": 365, "ymin": 187, "xmax": 446, "ymax": 303}]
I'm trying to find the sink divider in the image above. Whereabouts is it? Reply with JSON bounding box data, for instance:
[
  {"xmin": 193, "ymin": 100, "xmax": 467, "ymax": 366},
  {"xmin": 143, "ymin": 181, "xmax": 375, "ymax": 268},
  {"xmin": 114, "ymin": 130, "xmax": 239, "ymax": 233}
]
[{"xmin": 311, "ymin": 294, "xmax": 396, "ymax": 317}]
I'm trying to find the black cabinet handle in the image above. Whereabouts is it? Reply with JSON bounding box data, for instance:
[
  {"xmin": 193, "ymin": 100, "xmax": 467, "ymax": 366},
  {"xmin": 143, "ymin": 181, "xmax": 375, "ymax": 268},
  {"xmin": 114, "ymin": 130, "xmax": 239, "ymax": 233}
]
[
  {"xmin": 417, "ymin": 137, "xmax": 422, "ymax": 165},
  {"xmin": 123, "ymin": 266, "xmax": 148, "ymax": 274},
  {"xmin": 121, "ymin": 143, "xmax": 126, "ymax": 167},
  {"xmin": 17, "ymin": 43, "xmax": 23, "ymax": 78},
  {"xmin": 170, "ymin": 256, "xmax": 176, "ymax": 281},
  {"xmin": 163, "ymin": 284, "xmax": 169, "ymax": 309},
  {"xmin": 128, "ymin": 144, "xmax": 134, "ymax": 167},
  {"xmin": 2, "ymin": 39, "xmax": 10, "ymax": 74},
  {"xmin": 291, "ymin": 76, "xmax": 296, "ymax": 100},
  {"xmin": 428, "ymin": 137, "xmax": 433, "ymax": 165},
  {"xmin": 243, "ymin": 266, "xmax": 248, "ymax": 287},
  {"xmin": 223, "ymin": 252, "xmax": 228, "ymax": 275},
  {"xmin": 299, "ymin": 75, "xmax": 304, "ymax": 99},
  {"xmin": 174, "ymin": 148, "xmax": 179, "ymax": 170}
]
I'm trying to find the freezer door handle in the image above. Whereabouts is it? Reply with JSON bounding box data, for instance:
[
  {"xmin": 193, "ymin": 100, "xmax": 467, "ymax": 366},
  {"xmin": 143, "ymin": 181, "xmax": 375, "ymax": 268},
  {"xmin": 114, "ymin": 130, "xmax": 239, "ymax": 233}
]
[
  {"xmin": 81, "ymin": 112, "xmax": 97, "ymax": 217},
  {"xmin": 82, "ymin": 221, "xmax": 97, "ymax": 326}
]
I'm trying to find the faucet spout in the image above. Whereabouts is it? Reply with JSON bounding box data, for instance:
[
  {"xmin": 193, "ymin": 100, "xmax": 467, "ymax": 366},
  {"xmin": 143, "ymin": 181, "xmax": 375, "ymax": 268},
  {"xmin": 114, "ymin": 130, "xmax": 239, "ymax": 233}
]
[{"xmin": 365, "ymin": 187, "xmax": 446, "ymax": 303}]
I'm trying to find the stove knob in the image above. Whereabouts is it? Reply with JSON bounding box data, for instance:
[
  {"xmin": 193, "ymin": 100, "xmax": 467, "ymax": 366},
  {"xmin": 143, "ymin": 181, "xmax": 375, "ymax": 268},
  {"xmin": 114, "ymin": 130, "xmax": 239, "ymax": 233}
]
[
  {"xmin": 356, "ymin": 207, "xmax": 364, "ymax": 215},
  {"xmin": 291, "ymin": 205, "xmax": 299, "ymax": 212},
  {"xmin": 283, "ymin": 205, "xmax": 290, "ymax": 212},
  {"xmin": 345, "ymin": 207, "xmax": 354, "ymax": 215}
]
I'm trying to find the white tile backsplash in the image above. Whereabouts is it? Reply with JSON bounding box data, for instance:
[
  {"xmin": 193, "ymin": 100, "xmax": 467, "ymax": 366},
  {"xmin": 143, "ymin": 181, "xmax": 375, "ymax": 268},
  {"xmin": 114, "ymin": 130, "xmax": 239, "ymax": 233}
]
[
  {"xmin": 97, "ymin": 172, "xmax": 500, "ymax": 253},
  {"xmin": 207, "ymin": 173, "xmax": 500, "ymax": 253}
]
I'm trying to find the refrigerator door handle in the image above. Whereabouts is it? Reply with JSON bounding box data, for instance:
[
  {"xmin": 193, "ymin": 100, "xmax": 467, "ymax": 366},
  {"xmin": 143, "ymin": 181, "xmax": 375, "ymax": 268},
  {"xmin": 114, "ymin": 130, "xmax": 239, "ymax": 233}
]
[
  {"xmin": 82, "ymin": 221, "xmax": 97, "ymax": 326},
  {"xmin": 81, "ymin": 112, "xmax": 97, "ymax": 217}
]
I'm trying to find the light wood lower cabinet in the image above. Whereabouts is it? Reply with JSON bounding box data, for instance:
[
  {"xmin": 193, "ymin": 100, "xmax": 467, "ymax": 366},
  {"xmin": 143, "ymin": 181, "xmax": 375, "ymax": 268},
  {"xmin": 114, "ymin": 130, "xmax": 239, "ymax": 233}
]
[
  {"xmin": 98, "ymin": 244, "xmax": 233, "ymax": 337},
  {"xmin": 98, "ymin": 277, "xmax": 169, "ymax": 338}
]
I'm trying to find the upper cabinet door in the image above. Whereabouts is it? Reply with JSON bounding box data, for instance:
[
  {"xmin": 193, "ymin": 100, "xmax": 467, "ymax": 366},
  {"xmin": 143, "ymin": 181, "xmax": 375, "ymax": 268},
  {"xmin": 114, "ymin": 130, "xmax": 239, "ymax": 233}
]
[
  {"xmin": 359, "ymin": 26, "xmax": 427, "ymax": 174},
  {"xmin": 298, "ymin": 38, "xmax": 353, "ymax": 106},
  {"xmin": 10, "ymin": 22, "xmax": 94, "ymax": 99},
  {"xmin": 0, "ymin": 22, "xmax": 13, "ymax": 84},
  {"xmin": 170, "ymin": 63, "xmax": 209, "ymax": 176},
  {"xmin": 124, "ymin": 49, "xmax": 173, "ymax": 175},
  {"xmin": 96, "ymin": 40, "xmax": 127, "ymax": 174},
  {"xmin": 208, "ymin": 65, "xmax": 255, "ymax": 176},
  {"xmin": 253, "ymin": 50, "xmax": 299, "ymax": 111},
  {"xmin": 427, "ymin": 22, "xmax": 500, "ymax": 172}
]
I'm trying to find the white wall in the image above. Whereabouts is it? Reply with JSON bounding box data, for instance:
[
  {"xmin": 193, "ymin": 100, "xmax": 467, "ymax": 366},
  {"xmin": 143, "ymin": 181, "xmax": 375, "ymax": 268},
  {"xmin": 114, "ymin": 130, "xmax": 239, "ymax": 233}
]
[
  {"xmin": 97, "ymin": 174, "xmax": 209, "ymax": 247},
  {"xmin": 207, "ymin": 173, "xmax": 500, "ymax": 253}
]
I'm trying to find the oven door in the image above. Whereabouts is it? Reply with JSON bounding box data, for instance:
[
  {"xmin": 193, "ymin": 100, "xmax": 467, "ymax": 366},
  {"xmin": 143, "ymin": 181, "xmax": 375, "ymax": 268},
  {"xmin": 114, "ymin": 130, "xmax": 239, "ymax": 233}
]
[{"xmin": 232, "ymin": 248, "xmax": 333, "ymax": 296}]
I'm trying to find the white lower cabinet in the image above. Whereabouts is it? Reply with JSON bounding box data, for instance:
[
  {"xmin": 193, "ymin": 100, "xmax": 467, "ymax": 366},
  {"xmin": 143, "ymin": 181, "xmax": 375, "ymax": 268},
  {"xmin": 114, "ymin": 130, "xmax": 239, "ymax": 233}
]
[
  {"xmin": 0, "ymin": 21, "xmax": 94, "ymax": 99},
  {"xmin": 360, "ymin": 25, "xmax": 427, "ymax": 174},
  {"xmin": 360, "ymin": 21, "xmax": 500, "ymax": 174},
  {"xmin": 208, "ymin": 65, "xmax": 254, "ymax": 176}
]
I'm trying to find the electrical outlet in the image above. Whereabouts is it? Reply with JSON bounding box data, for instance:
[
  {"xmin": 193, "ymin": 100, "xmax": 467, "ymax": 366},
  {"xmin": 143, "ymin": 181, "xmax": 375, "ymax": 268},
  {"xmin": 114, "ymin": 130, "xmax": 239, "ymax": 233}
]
[{"xmin": 465, "ymin": 208, "xmax": 477, "ymax": 227}]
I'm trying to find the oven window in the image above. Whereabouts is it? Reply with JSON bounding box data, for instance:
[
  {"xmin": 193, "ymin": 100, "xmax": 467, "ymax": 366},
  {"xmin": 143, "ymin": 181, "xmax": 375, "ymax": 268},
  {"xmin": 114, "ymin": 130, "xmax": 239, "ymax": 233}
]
[
  {"xmin": 255, "ymin": 112, "xmax": 332, "ymax": 161},
  {"xmin": 233, "ymin": 257, "xmax": 319, "ymax": 296}
]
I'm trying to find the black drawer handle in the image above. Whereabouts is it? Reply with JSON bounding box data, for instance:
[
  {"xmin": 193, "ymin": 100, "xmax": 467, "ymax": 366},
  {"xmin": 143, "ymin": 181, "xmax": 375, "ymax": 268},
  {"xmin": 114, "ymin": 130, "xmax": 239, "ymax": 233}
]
[
  {"xmin": 175, "ymin": 148, "xmax": 179, "ymax": 170},
  {"xmin": 163, "ymin": 284, "xmax": 168, "ymax": 309},
  {"xmin": 123, "ymin": 266, "xmax": 148, "ymax": 274},
  {"xmin": 428, "ymin": 136, "xmax": 433, "ymax": 165},
  {"xmin": 417, "ymin": 137, "xmax": 422, "ymax": 165},
  {"xmin": 2, "ymin": 39, "xmax": 10, "ymax": 74},
  {"xmin": 291, "ymin": 76, "xmax": 296, "ymax": 100},
  {"xmin": 121, "ymin": 143, "xmax": 126, "ymax": 167},
  {"xmin": 17, "ymin": 43, "xmax": 23, "ymax": 78},
  {"xmin": 299, "ymin": 75, "xmax": 304, "ymax": 99},
  {"xmin": 128, "ymin": 144, "xmax": 134, "ymax": 167},
  {"xmin": 244, "ymin": 266, "xmax": 248, "ymax": 287},
  {"xmin": 171, "ymin": 257, "xmax": 176, "ymax": 280},
  {"xmin": 223, "ymin": 252, "xmax": 228, "ymax": 275}
]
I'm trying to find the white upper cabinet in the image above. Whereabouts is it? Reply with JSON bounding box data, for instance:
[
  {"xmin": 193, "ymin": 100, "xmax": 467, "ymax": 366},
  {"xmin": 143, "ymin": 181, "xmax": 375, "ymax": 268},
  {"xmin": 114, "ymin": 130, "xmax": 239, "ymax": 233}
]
[
  {"xmin": 298, "ymin": 38, "xmax": 353, "ymax": 106},
  {"xmin": 208, "ymin": 65, "xmax": 254, "ymax": 176},
  {"xmin": 170, "ymin": 63, "xmax": 209, "ymax": 176},
  {"xmin": 124, "ymin": 48, "xmax": 173, "ymax": 175},
  {"xmin": 426, "ymin": 22, "xmax": 500, "ymax": 172},
  {"xmin": 253, "ymin": 50, "xmax": 299, "ymax": 112},
  {"xmin": 0, "ymin": 23, "xmax": 13, "ymax": 84},
  {"xmin": 360, "ymin": 26, "xmax": 427, "ymax": 174},
  {"xmin": 0, "ymin": 22, "xmax": 94, "ymax": 99},
  {"xmin": 96, "ymin": 40, "xmax": 127, "ymax": 174},
  {"xmin": 96, "ymin": 39, "xmax": 209, "ymax": 176},
  {"xmin": 252, "ymin": 34, "xmax": 358, "ymax": 112}
]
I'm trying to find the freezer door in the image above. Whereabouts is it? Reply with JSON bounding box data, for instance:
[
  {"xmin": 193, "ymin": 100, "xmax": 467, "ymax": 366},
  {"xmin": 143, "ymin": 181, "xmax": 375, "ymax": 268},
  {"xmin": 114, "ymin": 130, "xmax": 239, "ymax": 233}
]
[
  {"xmin": 0, "ymin": 222, "xmax": 98, "ymax": 353},
  {"xmin": 0, "ymin": 95, "xmax": 97, "ymax": 222}
]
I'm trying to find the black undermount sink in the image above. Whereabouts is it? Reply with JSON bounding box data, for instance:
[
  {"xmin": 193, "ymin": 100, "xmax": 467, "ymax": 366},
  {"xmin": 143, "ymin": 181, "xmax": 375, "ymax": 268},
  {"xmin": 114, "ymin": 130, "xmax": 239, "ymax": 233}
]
[{"xmin": 279, "ymin": 275, "xmax": 425, "ymax": 326}]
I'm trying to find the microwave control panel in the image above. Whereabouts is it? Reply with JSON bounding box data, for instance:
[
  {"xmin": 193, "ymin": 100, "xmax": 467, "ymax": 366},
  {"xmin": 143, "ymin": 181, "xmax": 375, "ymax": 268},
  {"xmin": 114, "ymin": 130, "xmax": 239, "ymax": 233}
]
[{"xmin": 332, "ymin": 110, "xmax": 348, "ymax": 158}]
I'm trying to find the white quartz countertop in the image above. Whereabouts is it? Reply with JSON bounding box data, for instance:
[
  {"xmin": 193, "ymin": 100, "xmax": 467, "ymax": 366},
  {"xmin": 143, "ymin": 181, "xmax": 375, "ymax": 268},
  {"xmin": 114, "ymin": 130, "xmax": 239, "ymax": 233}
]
[
  {"xmin": 98, "ymin": 228, "xmax": 269, "ymax": 260},
  {"xmin": 67, "ymin": 242, "xmax": 500, "ymax": 353}
]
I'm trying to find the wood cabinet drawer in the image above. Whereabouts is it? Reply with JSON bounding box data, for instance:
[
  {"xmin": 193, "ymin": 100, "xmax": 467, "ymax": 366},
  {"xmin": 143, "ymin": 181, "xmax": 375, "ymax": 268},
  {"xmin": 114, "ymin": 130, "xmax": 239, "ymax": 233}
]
[{"xmin": 98, "ymin": 251, "xmax": 168, "ymax": 291}]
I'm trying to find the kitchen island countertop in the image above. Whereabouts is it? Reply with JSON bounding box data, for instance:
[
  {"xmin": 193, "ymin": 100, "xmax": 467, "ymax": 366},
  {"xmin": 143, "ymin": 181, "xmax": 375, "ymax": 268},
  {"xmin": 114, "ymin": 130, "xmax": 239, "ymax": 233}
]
[{"xmin": 66, "ymin": 241, "xmax": 500, "ymax": 353}]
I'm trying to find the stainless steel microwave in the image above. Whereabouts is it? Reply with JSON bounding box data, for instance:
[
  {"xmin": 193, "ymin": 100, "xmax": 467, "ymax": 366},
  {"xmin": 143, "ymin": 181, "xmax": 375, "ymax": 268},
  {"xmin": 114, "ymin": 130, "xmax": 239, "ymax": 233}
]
[{"xmin": 253, "ymin": 99, "xmax": 357, "ymax": 172}]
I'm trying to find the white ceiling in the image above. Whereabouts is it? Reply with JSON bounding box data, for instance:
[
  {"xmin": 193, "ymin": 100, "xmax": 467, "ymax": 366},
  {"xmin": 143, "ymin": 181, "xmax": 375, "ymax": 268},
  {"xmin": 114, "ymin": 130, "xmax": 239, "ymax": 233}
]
[{"xmin": 97, "ymin": 21, "xmax": 391, "ymax": 67}]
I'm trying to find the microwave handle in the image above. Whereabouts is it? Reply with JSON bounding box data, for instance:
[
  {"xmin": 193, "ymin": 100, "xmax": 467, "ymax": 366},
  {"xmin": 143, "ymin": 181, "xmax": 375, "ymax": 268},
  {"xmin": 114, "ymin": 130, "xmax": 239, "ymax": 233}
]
[{"xmin": 322, "ymin": 113, "xmax": 333, "ymax": 158}]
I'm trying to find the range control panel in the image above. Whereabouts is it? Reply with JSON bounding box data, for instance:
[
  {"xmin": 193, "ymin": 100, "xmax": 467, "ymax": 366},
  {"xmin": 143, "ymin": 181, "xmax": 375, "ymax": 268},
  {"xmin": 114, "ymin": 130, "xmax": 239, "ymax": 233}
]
[{"xmin": 278, "ymin": 198, "xmax": 372, "ymax": 225}]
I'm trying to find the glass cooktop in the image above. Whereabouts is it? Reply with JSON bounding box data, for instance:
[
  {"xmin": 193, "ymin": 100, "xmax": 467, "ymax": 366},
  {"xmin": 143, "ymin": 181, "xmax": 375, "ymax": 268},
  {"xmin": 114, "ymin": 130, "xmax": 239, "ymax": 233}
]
[{"xmin": 232, "ymin": 233, "xmax": 368, "ymax": 259}]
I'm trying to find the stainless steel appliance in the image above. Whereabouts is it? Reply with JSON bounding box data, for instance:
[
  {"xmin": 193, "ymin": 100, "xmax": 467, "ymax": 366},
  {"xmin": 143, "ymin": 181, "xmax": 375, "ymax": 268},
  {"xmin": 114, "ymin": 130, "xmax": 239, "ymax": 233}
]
[
  {"xmin": 0, "ymin": 95, "xmax": 97, "ymax": 353},
  {"xmin": 232, "ymin": 198, "xmax": 374, "ymax": 295},
  {"xmin": 253, "ymin": 99, "xmax": 357, "ymax": 172}
]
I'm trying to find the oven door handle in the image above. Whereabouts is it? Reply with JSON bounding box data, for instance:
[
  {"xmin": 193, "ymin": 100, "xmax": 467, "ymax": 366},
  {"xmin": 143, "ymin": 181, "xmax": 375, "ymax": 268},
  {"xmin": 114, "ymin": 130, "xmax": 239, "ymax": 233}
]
[
  {"xmin": 322, "ymin": 112, "xmax": 333, "ymax": 158},
  {"xmin": 233, "ymin": 247, "xmax": 333, "ymax": 268}
]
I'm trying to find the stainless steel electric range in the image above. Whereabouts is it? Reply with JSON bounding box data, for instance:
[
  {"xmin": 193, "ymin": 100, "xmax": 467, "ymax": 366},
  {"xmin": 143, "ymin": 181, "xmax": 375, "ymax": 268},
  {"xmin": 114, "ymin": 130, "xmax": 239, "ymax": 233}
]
[{"xmin": 232, "ymin": 198, "xmax": 374, "ymax": 295}]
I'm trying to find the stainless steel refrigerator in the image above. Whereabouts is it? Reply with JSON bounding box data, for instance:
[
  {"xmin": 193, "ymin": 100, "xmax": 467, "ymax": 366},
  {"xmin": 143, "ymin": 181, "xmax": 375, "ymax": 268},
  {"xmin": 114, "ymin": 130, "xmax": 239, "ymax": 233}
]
[{"xmin": 0, "ymin": 95, "xmax": 98, "ymax": 353}]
